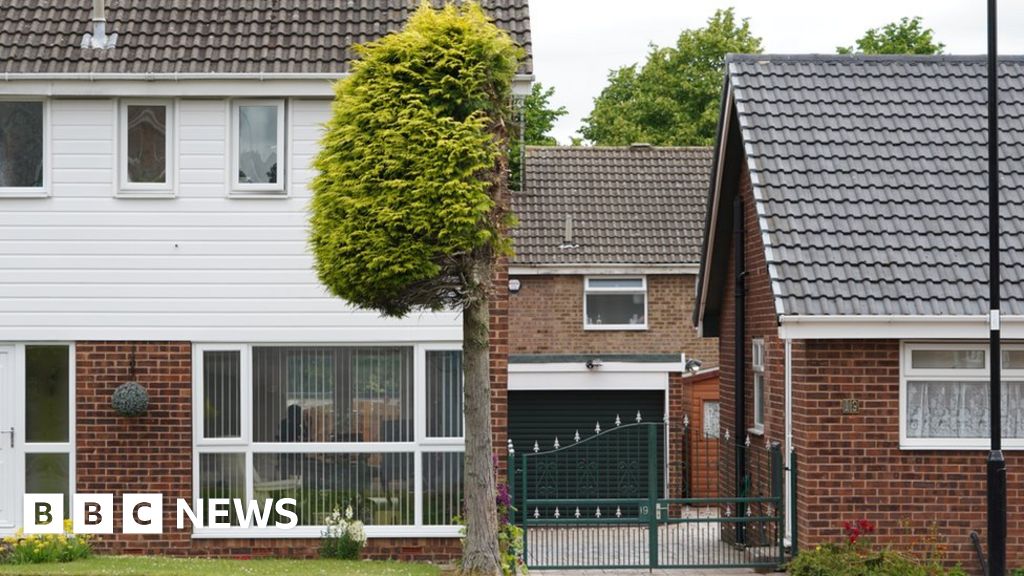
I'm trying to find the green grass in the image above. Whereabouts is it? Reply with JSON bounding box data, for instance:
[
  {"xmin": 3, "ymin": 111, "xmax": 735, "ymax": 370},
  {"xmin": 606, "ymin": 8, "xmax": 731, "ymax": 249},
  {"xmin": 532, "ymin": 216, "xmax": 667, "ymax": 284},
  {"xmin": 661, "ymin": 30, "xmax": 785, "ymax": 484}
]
[{"xmin": 0, "ymin": 556, "xmax": 443, "ymax": 576}]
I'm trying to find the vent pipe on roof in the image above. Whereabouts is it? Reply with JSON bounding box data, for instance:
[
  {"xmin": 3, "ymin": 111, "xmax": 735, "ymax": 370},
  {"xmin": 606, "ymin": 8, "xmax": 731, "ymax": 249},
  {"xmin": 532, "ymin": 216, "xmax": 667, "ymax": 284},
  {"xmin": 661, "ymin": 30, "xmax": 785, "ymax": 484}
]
[
  {"xmin": 559, "ymin": 214, "xmax": 578, "ymax": 250},
  {"xmin": 82, "ymin": 0, "xmax": 117, "ymax": 49}
]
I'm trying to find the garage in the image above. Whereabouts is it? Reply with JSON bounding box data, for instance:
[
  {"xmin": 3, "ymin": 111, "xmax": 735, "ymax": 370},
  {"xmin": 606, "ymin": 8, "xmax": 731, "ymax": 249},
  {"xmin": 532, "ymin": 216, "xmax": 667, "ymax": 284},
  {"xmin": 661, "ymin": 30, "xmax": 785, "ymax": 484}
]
[{"xmin": 508, "ymin": 389, "xmax": 665, "ymax": 496}]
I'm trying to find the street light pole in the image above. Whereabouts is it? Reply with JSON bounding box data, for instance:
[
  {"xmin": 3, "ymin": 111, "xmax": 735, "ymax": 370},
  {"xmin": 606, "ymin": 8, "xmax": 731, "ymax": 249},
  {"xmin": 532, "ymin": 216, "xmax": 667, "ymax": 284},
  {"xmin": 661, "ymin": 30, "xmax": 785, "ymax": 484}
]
[{"xmin": 987, "ymin": 1, "xmax": 1007, "ymax": 574}]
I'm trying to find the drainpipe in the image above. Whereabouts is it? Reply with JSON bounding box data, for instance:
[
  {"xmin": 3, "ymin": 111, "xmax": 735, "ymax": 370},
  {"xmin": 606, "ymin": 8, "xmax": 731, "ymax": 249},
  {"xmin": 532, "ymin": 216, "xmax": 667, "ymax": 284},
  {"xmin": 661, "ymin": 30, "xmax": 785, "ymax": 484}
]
[
  {"xmin": 733, "ymin": 194, "xmax": 746, "ymax": 543},
  {"xmin": 784, "ymin": 337, "xmax": 793, "ymax": 544}
]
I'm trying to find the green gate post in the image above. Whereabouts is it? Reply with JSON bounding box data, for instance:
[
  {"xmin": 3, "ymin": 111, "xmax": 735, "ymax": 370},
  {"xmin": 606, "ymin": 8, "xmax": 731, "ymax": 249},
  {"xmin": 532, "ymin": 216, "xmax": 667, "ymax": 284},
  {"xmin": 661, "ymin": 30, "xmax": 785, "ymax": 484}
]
[
  {"xmin": 647, "ymin": 423, "xmax": 658, "ymax": 569},
  {"xmin": 521, "ymin": 453, "xmax": 529, "ymax": 566},
  {"xmin": 770, "ymin": 443, "xmax": 784, "ymax": 567},
  {"xmin": 790, "ymin": 449, "xmax": 799, "ymax": 558},
  {"xmin": 508, "ymin": 447, "xmax": 516, "ymax": 525}
]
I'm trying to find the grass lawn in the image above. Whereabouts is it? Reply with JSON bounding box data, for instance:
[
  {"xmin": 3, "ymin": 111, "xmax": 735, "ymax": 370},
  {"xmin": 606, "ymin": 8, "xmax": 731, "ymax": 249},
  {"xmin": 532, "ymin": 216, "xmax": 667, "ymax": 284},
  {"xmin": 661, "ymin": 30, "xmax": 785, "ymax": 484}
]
[{"xmin": 0, "ymin": 556, "xmax": 443, "ymax": 576}]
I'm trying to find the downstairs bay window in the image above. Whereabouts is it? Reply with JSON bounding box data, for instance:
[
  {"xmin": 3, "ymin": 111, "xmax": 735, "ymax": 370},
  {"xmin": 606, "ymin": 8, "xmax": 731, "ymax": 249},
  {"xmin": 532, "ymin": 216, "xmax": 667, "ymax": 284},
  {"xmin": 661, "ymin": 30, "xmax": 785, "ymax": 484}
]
[
  {"xmin": 901, "ymin": 342, "xmax": 1024, "ymax": 449},
  {"xmin": 194, "ymin": 344, "xmax": 464, "ymax": 536}
]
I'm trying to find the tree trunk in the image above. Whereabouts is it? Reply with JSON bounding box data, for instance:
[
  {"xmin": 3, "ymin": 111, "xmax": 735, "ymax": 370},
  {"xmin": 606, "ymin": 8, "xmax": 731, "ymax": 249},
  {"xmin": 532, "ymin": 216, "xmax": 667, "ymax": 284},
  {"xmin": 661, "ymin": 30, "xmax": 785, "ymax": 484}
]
[{"xmin": 460, "ymin": 253, "xmax": 501, "ymax": 576}]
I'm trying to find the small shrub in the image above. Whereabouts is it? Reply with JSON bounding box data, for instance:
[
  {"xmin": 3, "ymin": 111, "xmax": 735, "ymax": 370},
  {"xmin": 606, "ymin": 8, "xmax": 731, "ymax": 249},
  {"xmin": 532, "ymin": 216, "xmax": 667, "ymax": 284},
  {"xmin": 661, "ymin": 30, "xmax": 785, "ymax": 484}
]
[
  {"xmin": 320, "ymin": 505, "xmax": 366, "ymax": 560},
  {"xmin": 0, "ymin": 520, "xmax": 92, "ymax": 565},
  {"xmin": 111, "ymin": 381, "xmax": 149, "ymax": 417},
  {"xmin": 787, "ymin": 518, "xmax": 966, "ymax": 576}
]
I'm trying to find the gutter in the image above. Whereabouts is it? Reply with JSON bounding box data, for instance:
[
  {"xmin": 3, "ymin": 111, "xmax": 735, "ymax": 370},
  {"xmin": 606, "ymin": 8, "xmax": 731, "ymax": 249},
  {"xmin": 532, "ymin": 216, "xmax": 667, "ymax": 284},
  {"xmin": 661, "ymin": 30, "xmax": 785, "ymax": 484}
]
[{"xmin": 0, "ymin": 72, "xmax": 535, "ymax": 83}]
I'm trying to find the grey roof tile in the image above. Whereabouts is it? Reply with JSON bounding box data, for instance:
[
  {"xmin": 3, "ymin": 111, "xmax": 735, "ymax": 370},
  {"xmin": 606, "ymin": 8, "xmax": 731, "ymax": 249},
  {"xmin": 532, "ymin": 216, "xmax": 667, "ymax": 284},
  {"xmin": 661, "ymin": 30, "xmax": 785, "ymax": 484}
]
[
  {"xmin": 512, "ymin": 146, "xmax": 712, "ymax": 266},
  {"xmin": 727, "ymin": 54, "xmax": 1024, "ymax": 316},
  {"xmin": 0, "ymin": 0, "xmax": 532, "ymax": 75}
]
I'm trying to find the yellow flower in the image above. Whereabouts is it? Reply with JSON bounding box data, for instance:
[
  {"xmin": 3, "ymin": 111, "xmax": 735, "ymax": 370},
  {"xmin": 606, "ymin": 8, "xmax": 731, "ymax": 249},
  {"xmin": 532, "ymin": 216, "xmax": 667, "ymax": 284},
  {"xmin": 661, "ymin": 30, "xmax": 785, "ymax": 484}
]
[{"xmin": 63, "ymin": 519, "xmax": 74, "ymax": 532}]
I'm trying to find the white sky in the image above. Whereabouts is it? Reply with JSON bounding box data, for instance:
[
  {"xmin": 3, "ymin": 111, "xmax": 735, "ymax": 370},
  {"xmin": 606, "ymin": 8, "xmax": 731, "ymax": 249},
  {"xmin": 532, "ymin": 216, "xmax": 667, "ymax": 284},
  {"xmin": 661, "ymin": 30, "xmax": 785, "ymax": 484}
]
[{"xmin": 530, "ymin": 1, "xmax": 1024, "ymax": 143}]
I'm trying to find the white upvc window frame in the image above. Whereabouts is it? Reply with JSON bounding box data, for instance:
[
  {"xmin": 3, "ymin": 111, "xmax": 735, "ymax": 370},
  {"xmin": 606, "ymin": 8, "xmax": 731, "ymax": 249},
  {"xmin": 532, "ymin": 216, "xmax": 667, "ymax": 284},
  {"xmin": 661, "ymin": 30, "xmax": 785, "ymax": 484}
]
[
  {"xmin": 192, "ymin": 342, "xmax": 464, "ymax": 539},
  {"xmin": 751, "ymin": 338, "xmax": 765, "ymax": 435},
  {"xmin": 583, "ymin": 276, "xmax": 648, "ymax": 331},
  {"xmin": 0, "ymin": 97, "xmax": 50, "ymax": 198},
  {"xmin": 230, "ymin": 99, "xmax": 286, "ymax": 195},
  {"xmin": 118, "ymin": 99, "xmax": 175, "ymax": 197},
  {"xmin": 901, "ymin": 340, "xmax": 1024, "ymax": 450}
]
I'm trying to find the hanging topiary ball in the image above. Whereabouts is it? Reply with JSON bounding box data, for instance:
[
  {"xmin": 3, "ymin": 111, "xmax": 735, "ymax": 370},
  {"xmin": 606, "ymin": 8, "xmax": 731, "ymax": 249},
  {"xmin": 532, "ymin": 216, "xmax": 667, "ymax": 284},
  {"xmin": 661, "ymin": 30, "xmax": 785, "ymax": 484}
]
[{"xmin": 111, "ymin": 381, "xmax": 149, "ymax": 417}]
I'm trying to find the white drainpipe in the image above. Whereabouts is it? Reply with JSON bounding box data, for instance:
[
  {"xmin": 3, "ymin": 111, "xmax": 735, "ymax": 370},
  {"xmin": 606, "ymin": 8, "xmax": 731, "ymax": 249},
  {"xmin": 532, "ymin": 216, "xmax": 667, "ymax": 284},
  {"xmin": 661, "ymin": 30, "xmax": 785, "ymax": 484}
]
[{"xmin": 784, "ymin": 337, "xmax": 793, "ymax": 543}]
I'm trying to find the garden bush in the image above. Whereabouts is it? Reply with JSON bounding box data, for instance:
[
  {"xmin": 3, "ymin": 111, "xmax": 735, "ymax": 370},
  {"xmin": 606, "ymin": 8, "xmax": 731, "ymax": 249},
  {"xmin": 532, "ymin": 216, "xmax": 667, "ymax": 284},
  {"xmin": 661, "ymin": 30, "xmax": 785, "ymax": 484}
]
[
  {"xmin": 0, "ymin": 520, "xmax": 92, "ymax": 565},
  {"xmin": 787, "ymin": 519, "xmax": 966, "ymax": 576},
  {"xmin": 320, "ymin": 505, "xmax": 366, "ymax": 560}
]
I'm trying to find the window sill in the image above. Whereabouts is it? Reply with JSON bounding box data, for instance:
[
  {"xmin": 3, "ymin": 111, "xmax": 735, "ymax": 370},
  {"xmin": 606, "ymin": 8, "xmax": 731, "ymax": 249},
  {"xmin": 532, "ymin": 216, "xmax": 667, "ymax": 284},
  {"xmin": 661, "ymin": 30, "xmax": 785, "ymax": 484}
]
[
  {"xmin": 0, "ymin": 188, "xmax": 49, "ymax": 198},
  {"xmin": 747, "ymin": 426, "xmax": 765, "ymax": 437},
  {"xmin": 117, "ymin": 190, "xmax": 176, "ymax": 199},
  {"xmin": 191, "ymin": 525, "xmax": 462, "ymax": 539},
  {"xmin": 900, "ymin": 441, "xmax": 1024, "ymax": 451},
  {"xmin": 584, "ymin": 325, "xmax": 648, "ymax": 331},
  {"xmin": 229, "ymin": 190, "xmax": 289, "ymax": 199}
]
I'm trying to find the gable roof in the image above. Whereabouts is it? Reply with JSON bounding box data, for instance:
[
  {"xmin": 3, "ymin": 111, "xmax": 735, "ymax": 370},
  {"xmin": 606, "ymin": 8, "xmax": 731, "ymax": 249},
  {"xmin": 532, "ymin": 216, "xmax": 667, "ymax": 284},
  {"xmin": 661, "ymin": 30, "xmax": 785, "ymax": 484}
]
[
  {"xmin": 511, "ymin": 145, "xmax": 712, "ymax": 267},
  {"xmin": 695, "ymin": 54, "xmax": 1024, "ymax": 331},
  {"xmin": 0, "ymin": 0, "xmax": 532, "ymax": 75}
]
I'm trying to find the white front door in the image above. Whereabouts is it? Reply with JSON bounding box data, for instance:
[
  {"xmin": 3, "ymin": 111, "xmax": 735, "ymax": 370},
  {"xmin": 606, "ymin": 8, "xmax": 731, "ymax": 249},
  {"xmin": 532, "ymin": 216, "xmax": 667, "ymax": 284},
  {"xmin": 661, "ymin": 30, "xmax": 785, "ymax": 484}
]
[{"xmin": 0, "ymin": 347, "xmax": 16, "ymax": 529}]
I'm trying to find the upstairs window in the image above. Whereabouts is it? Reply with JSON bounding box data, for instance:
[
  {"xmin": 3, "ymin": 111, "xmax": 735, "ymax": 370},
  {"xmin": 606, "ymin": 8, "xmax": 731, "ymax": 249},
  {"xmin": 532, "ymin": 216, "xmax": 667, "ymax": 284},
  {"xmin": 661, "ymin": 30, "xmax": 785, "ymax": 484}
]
[
  {"xmin": 584, "ymin": 277, "xmax": 647, "ymax": 330},
  {"xmin": 233, "ymin": 100, "xmax": 285, "ymax": 194},
  {"xmin": 120, "ymin": 101, "xmax": 173, "ymax": 194},
  {"xmin": 0, "ymin": 100, "xmax": 45, "ymax": 196}
]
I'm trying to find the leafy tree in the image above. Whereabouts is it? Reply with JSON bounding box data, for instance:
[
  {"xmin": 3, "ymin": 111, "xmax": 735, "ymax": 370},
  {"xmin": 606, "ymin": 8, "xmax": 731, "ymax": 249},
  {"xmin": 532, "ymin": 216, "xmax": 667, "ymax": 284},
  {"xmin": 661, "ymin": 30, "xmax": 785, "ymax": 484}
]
[
  {"xmin": 580, "ymin": 8, "xmax": 762, "ymax": 146},
  {"xmin": 510, "ymin": 82, "xmax": 567, "ymax": 190},
  {"xmin": 309, "ymin": 4, "xmax": 522, "ymax": 574},
  {"xmin": 837, "ymin": 17, "xmax": 944, "ymax": 55}
]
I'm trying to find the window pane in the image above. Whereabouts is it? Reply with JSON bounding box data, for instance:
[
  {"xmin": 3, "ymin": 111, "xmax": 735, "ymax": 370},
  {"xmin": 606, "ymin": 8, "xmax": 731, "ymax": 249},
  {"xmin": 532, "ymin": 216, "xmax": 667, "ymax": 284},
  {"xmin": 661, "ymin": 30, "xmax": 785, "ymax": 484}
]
[
  {"xmin": 911, "ymin": 349, "xmax": 984, "ymax": 370},
  {"xmin": 198, "ymin": 453, "xmax": 246, "ymax": 526},
  {"xmin": 587, "ymin": 278, "xmax": 643, "ymax": 289},
  {"xmin": 423, "ymin": 452, "xmax": 463, "ymax": 525},
  {"xmin": 253, "ymin": 452, "xmax": 413, "ymax": 526},
  {"xmin": 203, "ymin": 351, "xmax": 241, "ymax": 439},
  {"xmin": 252, "ymin": 347, "xmax": 413, "ymax": 443},
  {"xmin": 702, "ymin": 401, "xmax": 720, "ymax": 439},
  {"xmin": 906, "ymin": 380, "xmax": 1024, "ymax": 438},
  {"xmin": 427, "ymin": 351, "xmax": 463, "ymax": 438},
  {"xmin": 754, "ymin": 373, "xmax": 765, "ymax": 426},
  {"xmin": 0, "ymin": 101, "xmax": 43, "ymax": 188},
  {"xmin": 1003, "ymin": 350, "xmax": 1024, "ymax": 369},
  {"xmin": 586, "ymin": 293, "xmax": 645, "ymax": 326},
  {"xmin": 238, "ymin": 105, "xmax": 278, "ymax": 184},
  {"xmin": 126, "ymin": 105, "xmax": 167, "ymax": 183},
  {"xmin": 26, "ymin": 345, "xmax": 68, "ymax": 443},
  {"xmin": 26, "ymin": 453, "xmax": 69, "ymax": 516}
]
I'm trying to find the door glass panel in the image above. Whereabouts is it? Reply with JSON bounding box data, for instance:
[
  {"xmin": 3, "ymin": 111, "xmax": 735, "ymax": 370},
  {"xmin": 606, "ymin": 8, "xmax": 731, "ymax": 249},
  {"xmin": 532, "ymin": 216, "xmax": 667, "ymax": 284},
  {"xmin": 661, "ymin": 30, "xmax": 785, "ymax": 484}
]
[
  {"xmin": 703, "ymin": 401, "xmax": 720, "ymax": 439},
  {"xmin": 911, "ymin": 349, "xmax": 985, "ymax": 370},
  {"xmin": 25, "ymin": 345, "xmax": 69, "ymax": 443},
  {"xmin": 203, "ymin": 351, "xmax": 241, "ymax": 439},
  {"xmin": 426, "ymin": 351, "xmax": 462, "ymax": 438},
  {"xmin": 26, "ymin": 453, "xmax": 69, "ymax": 516}
]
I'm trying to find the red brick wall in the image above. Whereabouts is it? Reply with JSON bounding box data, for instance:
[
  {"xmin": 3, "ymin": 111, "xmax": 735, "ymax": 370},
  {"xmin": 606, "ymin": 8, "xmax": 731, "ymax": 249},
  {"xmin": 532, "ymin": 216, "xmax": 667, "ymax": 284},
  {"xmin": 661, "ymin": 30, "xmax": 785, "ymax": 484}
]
[
  {"xmin": 75, "ymin": 341, "xmax": 193, "ymax": 555},
  {"xmin": 508, "ymin": 274, "xmax": 719, "ymax": 366},
  {"xmin": 791, "ymin": 339, "xmax": 1024, "ymax": 570},
  {"xmin": 191, "ymin": 537, "xmax": 461, "ymax": 561},
  {"xmin": 716, "ymin": 160, "xmax": 785, "ymax": 508},
  {"xmin": 492, "ymin": 256, "xmax": 510, "ymax": 480}
]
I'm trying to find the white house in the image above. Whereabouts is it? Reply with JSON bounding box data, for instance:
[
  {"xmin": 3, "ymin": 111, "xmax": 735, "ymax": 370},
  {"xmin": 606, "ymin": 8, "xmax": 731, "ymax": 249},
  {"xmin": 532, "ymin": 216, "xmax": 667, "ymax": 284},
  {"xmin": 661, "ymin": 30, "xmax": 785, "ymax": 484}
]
[{"xmin": 0, "ymin": 0, "xmax": 532, "ymax": 558}]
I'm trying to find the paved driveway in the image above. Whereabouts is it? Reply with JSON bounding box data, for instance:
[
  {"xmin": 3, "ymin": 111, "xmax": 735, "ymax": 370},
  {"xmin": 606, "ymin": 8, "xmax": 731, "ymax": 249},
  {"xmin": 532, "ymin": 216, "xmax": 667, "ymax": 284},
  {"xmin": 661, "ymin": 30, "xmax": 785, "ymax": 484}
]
[{"xmin": 534, "ymin": 570, "xmax": 785, "ymax": 576}]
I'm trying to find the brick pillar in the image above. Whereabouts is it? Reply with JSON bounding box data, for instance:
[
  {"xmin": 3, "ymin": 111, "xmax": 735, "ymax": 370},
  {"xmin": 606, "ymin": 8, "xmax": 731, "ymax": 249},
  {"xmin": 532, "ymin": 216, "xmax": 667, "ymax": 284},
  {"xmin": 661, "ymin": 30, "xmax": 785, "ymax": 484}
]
[
  {"xmin": 76, "ymin": 342, "xmax": 192, "ymax": 555},
  {"xmin": 490, "ymin": 255, "xmax": 510, "ymax": 481}
]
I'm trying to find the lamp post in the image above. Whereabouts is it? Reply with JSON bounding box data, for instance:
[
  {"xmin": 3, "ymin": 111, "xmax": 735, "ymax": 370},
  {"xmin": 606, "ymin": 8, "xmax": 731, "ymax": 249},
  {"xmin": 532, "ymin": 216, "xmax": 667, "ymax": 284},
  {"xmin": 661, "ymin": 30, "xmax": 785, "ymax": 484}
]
[{"xmin": 987, "ymin": 1, "xmax": 1007, "ymax": 574}]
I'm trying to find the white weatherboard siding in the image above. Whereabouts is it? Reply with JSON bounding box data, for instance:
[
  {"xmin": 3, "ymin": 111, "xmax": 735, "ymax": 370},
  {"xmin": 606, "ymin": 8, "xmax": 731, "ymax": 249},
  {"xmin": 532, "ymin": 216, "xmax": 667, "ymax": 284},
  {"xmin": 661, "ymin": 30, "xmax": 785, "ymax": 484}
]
[{"xmin": 0, "ymin": 97, "xmax": 462, "ymax": 342}]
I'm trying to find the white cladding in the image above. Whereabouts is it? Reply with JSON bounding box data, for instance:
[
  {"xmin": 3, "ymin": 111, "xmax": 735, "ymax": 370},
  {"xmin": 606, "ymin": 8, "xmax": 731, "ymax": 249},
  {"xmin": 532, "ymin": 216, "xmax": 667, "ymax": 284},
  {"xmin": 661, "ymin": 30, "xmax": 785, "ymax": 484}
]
[{"xmin": 0, "ymin": 97, "xmax": 462, "ymax": 342}]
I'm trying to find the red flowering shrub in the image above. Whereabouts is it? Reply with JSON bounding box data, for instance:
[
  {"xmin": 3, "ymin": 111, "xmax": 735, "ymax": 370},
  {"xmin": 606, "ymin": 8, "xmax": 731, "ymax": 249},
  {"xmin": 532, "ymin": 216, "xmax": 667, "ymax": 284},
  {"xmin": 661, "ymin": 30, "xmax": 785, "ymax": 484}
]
[{"xmin": 843, "ymin": 518, "xmax": 876, "ymax": 545}]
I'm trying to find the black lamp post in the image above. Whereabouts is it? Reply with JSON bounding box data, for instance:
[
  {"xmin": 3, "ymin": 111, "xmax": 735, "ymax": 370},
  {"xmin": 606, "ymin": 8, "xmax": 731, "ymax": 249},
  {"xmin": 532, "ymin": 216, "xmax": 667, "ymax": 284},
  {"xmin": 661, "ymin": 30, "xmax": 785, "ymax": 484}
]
[{"xmin": 987, "ymin": 1, "xmax": 1007, "ymax": 574}]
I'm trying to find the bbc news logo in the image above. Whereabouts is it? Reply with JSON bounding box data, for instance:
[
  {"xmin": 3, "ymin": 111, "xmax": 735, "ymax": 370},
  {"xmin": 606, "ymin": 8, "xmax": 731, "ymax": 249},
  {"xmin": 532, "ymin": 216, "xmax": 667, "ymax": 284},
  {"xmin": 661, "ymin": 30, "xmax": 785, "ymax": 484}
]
[{"xmin": 23, "ymin": 494, "xmax": 298, "ymax": 534}]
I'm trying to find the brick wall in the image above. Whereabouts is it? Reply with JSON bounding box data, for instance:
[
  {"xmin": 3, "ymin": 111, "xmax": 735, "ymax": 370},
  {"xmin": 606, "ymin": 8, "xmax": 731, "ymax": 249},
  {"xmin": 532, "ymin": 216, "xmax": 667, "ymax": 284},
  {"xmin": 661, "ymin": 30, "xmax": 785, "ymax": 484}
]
[
  {"xmin": 716, "ymin": 160, "xmax": 784, "ymax": 509},
  {"xmin": 491, "ymin": 255, "xmax": 511, "ymax": 480},
  {"xmin": 191, "ymin": 537, "xmax": 461, "ymax": 561},
  {"xmin": 508, "ymin": 274, "xmax": 719, "ymax": 366},
  {"xmin": 792, "ymin": 339, "xmax": 1024, "ymax": 570},
  {"xmin": 75, "ymin": 341, "xmax": 193, "ymax": 555}
]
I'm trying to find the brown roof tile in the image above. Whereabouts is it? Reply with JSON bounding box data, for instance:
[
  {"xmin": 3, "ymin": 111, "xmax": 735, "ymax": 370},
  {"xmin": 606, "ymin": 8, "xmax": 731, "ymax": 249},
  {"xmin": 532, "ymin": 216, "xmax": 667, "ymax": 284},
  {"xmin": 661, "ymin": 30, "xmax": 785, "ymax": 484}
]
[
  {"xmin": 512, "ymin": 146, "xmax": 712, "ymax": 266},
  {"xmin": 0, "ymin": 0, "xmax": 532, "ymax": 75}
]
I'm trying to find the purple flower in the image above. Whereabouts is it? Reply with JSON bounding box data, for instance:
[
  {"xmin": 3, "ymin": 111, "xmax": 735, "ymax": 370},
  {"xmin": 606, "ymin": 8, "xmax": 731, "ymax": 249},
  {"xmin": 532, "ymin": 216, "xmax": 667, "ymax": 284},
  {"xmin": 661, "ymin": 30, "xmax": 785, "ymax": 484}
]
[{"xmin": 496, "ymin": 483, "xmax": 511, "ymax": 507}]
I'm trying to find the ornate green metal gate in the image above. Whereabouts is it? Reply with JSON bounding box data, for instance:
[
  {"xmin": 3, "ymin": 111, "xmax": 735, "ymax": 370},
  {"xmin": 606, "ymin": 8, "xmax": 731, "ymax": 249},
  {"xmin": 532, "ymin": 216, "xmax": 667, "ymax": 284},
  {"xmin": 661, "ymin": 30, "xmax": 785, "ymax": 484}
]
[{"xmin": 509, "ymin": 420, "xmax": 788, "ymax": 570}]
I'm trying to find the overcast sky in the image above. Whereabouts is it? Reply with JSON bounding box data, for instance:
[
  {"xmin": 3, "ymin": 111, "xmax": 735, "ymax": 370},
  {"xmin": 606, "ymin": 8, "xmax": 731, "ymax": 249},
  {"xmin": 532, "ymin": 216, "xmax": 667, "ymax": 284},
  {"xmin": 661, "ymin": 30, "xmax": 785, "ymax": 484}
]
[{"xmin": 530, "ymin": 1, "xmax": 1024, "ymax": 144}]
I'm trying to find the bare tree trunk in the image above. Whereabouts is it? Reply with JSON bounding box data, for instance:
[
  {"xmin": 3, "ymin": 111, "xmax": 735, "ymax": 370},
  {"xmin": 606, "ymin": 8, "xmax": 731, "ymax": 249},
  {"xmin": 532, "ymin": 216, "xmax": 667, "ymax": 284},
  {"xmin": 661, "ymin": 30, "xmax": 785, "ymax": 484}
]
[{"xmin": 460, "ymin": 252, "xmax": 501, "ymax": 576}]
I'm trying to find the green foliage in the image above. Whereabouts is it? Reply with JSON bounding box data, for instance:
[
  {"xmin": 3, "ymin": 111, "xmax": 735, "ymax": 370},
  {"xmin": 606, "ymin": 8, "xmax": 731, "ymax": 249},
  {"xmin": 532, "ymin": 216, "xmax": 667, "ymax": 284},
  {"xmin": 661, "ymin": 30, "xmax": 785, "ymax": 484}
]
[
  {"xmin": 837, "ymin": 17, "xmax": 944, "ymax": 55},
  {"xmin": 320, "ymin": 506, "xmax": 367, "ymax": 560},
  {"xmin": 1, "ymin": 522, "xmax": 92, "ymax": 565},
  {"xmin": 788, "ymin": 544, "xmax": 967, "ymax": 576},
  {"xmin": 310, "ymin": 1, "xmax": 523, "ymax": 317},
  {"xmin": 580, "ymin": 8, "xmax": 762, "ymax": 146},
  {"xmin": 510, "ymin": 82, "xmax": 567, "ymax": 190}
]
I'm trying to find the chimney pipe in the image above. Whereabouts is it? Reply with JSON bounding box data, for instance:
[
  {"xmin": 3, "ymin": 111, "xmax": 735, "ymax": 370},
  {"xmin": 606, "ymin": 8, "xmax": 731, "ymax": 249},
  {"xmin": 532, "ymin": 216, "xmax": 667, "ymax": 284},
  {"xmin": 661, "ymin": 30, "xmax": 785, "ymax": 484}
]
[{"xmin": 83, "ymin": 0, "xmax": 116, "ymax": 49}]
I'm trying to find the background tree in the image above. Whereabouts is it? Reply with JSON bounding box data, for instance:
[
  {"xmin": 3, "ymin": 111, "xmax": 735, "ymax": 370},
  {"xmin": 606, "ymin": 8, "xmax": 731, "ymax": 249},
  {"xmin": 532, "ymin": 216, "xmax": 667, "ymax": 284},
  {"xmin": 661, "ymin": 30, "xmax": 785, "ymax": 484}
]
[
  {"xmin": 510, "ymin": 82, "xmax": 567, "ymax": 190},
  {"xmin": 309, "ymin": 4, "xmax": 522, "ymax": 574},
  {"xmin": 580, "ymin": 8, "xmax": 761, "ymax": 146},
  {"xmin": 837, "ymin": 16, "xmax": 944, "ymax": 55}
]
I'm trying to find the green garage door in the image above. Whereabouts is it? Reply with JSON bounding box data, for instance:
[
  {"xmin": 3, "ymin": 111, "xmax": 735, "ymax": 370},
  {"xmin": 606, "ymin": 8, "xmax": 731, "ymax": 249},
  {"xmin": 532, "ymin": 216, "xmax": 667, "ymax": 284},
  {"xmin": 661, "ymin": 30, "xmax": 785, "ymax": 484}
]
[{"xmin": 509, "ymin": 390, "xmax": 665, "ymax": 497}]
